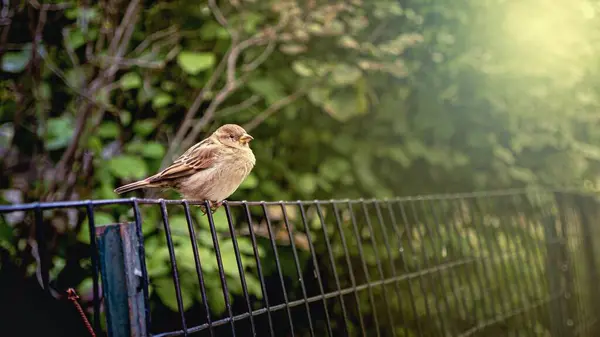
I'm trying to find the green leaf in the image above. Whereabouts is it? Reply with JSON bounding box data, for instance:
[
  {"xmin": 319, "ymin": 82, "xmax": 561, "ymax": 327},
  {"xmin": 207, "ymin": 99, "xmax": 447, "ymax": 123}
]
[
  {"xmin": 331, "ymin": 64, "xmax": 362, "ymax": 85},
  {"xmin": 177, "ymin": 51, "xmax": 216, "ymax": 75},
  {"xmin": 245, "ymin": 274, "xmax": 263, "ymax": 298},
  {"xmin": 154, "ymin": 277, "xmax": 194, "ymax": 312},
  {"xmin": 2, "ymin": 50, "xmax": 31, "ymax": 73},
  {"xmin": 219, "ymin": 247, "xmax": 239, "ymax": 277},
  {"xmin": 141, "ymin": 141, "xmax": 165, "ymax": 159},
  {"xmin": 292, "ymin": 61, "xmax": 314, "ymax": 77},
  {"xmin": 206, "ymin": 284, "xmax": 226, "ymax": 314},
  {"xmin": 120, "ymin": 72, "xmax": 142, "ymax": 90},
  {"xmin": 247, "ymin": 78, "xmax": 285, "ymax": 104},
  {"xmin": 97, "ymin": 122, "xmax": 119, "ymax": 139},
  {"xmin": 134, "ymin": 120, "xmax": 156, "ymax": 136},
  {"xmin": 66, "ymin": 30, "xmax": 85, "ymax": 50},
  {"xmin": 107, "ymin": 155, "xmax": 148, "ymax": 179},
  {"xmin": 322, "ymin": 90, "xmax": 367, "ymax": 122},
  {"xmin": 152, "ymin": 92, "xmax": 173, "ymax": 109},
  {"xmin": 45, "ymin": 117, "xmax": 74, "ymax": 150}
]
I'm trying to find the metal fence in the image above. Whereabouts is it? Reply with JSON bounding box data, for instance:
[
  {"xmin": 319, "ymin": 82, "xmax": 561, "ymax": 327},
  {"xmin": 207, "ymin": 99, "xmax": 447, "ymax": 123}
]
[{"xmin": 1, "ymin": 189, "xmax": 599, "ymax": 337}]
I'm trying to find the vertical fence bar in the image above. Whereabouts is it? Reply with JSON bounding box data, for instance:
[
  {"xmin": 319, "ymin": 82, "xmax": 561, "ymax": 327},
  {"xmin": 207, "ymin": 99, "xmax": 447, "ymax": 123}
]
[
  {"xmin": 205, "ymin": 201, "xmax": 237, "ymax": 337},
  {"xmin": 159, "ymin": 200, "xmax": 188, "ymax": 335},
  {"xmin": 373, "ymin": 201, "xmax": 407, "ymax": 337},
  {"xmin": 447, "ymin": 198, "xmax": 480, "ymax": 333},
  {"xmin": 315, "ymin": 202, "xmax": 350, "ymax": 336},
  {"xmin": 242, "ymin": 203, "xmax": 275, "ymax": 337},
  {"xmin": 359, "ymin": 201, "xmax": 396, "ymax": 337},
  {"xmin": 411, "ymin": 200, "xmax": 447, "ymax": 335},
  {"xmin": 261, "ymin": 202, "xmax": 296, "ymax": 337},
  {"xmin": 96, "ymin": 222, "xmax": 147, "ymax": 337},
  {"xmin": 465, "ymin": 198, "xmax": 495, "ymax": 326},
  {"xmin": 478, "ymin": 197, "xmax": 514, "ymax": 328},
  {"xmin": 543, "ymin": 213, "xmax": 566, "ymax": 337},
  {"xmin": 554, "ymin": 193, "xmax": 576, "ymax": 337},
  {"xmin": 132, "ymin": 199, "xmax": 152, "ymax": 333},
  {"xmin": 575, "ymin": 195, "xmax": 600, "ymax": 336},
  {"xmin": 387, "ymin": 200, "xmax": 422, "ymax": 337},
  {"xmin": 397, "ymin": 200, "xmax": 434, "ymax": 336},
  {"xmin": 429, "ymin": 200, "xmax": 464, "ymax": 329},
  {"xmin": 222, "ymin": 203, "xmax": 257, "ymax": 336},
  {"xmin": 281, "ymin": 202, "xmax": 316, "ymax": 337},
  {"xmin": 182, "ymin": 201, "xmax": 214, "ymax": 337},
  {"xmin": 34, "ymin": 205, "xmax": 49, "ymax": 293},
  {"xmin": 347, "ymin": 201, "xmax": 382, "ymax": 337},
  {"xmin": 508, "ymin": 194, "xmax": 545, "ymax": 334},
  {"xmin": 498, "ymin": 197, "xmax": 535, "ymax": 337},
  {"xmin": 332, "ymin": 202, "xmax": 368, "ymax": 337},
  {"xmin": 298, "ymin": 203, "xmax": 333, "ymax": 337},
  {"xmin": 85, "ymin": 203, "xmax": 101, "ymax": 332}
]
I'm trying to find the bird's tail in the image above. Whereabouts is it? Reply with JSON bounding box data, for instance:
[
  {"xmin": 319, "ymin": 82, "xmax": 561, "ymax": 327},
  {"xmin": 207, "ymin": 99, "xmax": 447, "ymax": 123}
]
[{"xmin": 114, "ymin": 179, "xmax": 154, "ymax": 194}]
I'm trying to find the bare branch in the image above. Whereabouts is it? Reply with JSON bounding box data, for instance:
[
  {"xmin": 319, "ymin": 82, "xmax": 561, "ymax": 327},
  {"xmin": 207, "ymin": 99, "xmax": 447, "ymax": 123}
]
[
  {"xmin": 216, "ymin": 95, "xmax": 261, "ymax": 117},
  {"xmin": 208, "ymin": 0, "xmax": 232, "ymax": 37},
  {"xmin": 95, "ymin": 55, "xmax": 165, "ymax": 69},
  {"xmin": 242, "ymin": 39, "xmax": 276, "ymax": 72},
  {"xmin": 179, "ymin": 78, "xmax": 242, "ymax": 151},
  {"xmin": 132, "ymin": 25, "xmax": 179, "ymax": 55},
  {"xmin": 107, "ymin": 0, "xmax": 140, "ymax": 56},
  {"xmin": 62, "ymin": 28, "xmax": 79, "ymax": 66},
  {"xmin": 244, "ymin": 87, "xmax": 308, "ymax": 132},
  {"xmin": 161, "ymin": 47, "xmax": 231, "ymax": 167},
  {"xmin": 38, "ymin": 50, "xmax": 123, "ymax": 114},
  {"xmin": 28, "ymin": 0, "xmax": 71, "ymax": 11}
]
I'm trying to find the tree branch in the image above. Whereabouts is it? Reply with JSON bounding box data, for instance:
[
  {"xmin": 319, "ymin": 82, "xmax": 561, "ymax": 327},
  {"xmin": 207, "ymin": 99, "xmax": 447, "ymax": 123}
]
[
  {"xmin": 216, "ymin": 95, "xmax": 261, "ymax": 117},
  {"xmin": 243, "ymin": 87, "xmax": 308, "ymax": 132}
]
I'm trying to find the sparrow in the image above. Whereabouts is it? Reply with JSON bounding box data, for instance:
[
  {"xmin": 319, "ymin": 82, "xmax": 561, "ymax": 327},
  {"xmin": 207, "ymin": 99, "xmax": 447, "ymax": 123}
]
[{"xmin": 114, "ymin": 124, "xmax": 256, "ymax": 212}]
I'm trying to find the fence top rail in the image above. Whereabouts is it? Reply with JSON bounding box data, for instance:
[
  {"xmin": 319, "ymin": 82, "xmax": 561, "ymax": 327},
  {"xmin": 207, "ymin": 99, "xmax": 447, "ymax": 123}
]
[{"xmin": 0, "ymin": 187, "xmax": 595, "ymax": 212}]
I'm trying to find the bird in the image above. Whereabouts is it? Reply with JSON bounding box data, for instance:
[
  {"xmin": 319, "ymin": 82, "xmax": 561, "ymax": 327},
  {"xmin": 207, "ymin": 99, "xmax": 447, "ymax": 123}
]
[{"xmin": 114, "ymin": 124, "xmax": 256, "ymax": 212}]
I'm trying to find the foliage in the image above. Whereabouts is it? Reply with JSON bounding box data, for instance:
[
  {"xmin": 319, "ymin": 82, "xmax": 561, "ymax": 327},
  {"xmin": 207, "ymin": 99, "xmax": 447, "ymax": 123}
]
[{"xmin": 2, "ymin": 0, "xmax": 600, "ymax": 335}]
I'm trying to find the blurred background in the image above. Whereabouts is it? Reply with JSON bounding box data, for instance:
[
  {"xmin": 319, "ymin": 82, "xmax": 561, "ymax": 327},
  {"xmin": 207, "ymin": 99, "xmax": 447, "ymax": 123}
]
[{"xmin": 1, "ymin": 0, "xmax": 600, "ymax": 336}]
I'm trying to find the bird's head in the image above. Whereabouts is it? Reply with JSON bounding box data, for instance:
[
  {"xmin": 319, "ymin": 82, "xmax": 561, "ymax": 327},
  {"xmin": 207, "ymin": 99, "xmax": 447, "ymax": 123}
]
[{"xmin": 213, "ymin": 124, "xmax": 254, "ymax": 149}]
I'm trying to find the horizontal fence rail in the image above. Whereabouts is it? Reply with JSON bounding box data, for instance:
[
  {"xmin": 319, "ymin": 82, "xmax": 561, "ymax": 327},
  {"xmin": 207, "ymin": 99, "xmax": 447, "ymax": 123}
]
[{"xmin": 1, "ymin": 189, "xmax": 599, "ymax": 337}]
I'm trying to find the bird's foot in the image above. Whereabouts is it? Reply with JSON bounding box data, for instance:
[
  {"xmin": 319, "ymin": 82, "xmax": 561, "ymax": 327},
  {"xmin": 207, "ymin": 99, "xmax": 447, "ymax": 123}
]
[{"xmin": 199, "ymin": 200, "xmax": 224, "ymax": 215}]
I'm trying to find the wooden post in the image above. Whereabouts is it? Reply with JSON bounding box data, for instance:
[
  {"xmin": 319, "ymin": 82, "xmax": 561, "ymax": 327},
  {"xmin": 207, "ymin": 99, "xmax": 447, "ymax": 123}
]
[{"xmin": 96, "ymin": 223, "xmax": 147, "ymax": 337}]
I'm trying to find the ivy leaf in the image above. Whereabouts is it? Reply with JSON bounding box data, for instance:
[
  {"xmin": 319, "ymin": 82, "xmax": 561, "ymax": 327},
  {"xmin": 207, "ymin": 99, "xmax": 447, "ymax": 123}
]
[
  {"xmin": 323, "ymin": 90, "xmax": 367, "ymax": 122},
  {"xmin": 134, "ymin": 120, "xmax": 156, "ymax": 136},
  {"xmin": 2, "ymin": 49, "xmax": 31, "ymax": 73},
  {"xmin": 247, "ymin": 78, "xmax": 285, "ymax": 104},
  {"xmin": 292, "ymin": 61, "xmax": 314, "ymax": 77},
  {"xmin": 154, "ymin": 277, "xmax": 194, "ymax": 312},
  {"xmin": 97, "ymin": 122, "xmax": 119, "ymax": 139},
  {"xmin": 205, "ymin": 284, "xmax": 226, "ymax": 314},
  {"xmin": 331, "ymin": 64, "xmax": 362, "ymax": 86},
  {"xmin": 120, "ymin": 72, "xmax": 142, "ymax": 90},
  {"xmin": 141, "ymin": 141, "xmax": 165, "ymax": 159},
  {"xmin": 45, "ymin": 117, "xmax": 74, "ymax": 150},
  {"xmin": 107, "ymin": 155, "xmax": 148, "ymax": 179},
  {"xmin": 177, "ymin": 51, "xmax": 216, "ymax": 75},
  {"xmin": 152, "ymin": 92, "xmax": 173, "ymax": 109}
]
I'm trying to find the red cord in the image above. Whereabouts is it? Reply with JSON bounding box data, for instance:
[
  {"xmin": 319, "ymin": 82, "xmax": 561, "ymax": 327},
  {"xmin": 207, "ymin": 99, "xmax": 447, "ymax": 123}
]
[{"xmin": 67, "ymin": 288, "xmax": 97, "ymax": 337}]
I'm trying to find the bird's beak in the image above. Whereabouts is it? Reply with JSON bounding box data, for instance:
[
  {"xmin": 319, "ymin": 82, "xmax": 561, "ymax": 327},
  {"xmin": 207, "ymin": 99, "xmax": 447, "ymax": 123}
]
[{"xmin": 239, "ymin": 133, "xmax": 254, "ymax": 144}]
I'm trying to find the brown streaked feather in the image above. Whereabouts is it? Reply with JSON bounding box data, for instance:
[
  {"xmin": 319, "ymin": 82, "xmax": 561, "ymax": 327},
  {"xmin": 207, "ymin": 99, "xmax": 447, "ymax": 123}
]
[{"xmin": 147, "ymin": 138, "xmax": 220, "ymax": 183}]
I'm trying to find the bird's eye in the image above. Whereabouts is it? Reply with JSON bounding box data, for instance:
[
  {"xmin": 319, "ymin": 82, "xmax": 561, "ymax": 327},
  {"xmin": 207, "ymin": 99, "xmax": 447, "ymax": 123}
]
[{"xmin": 230, "ymin": 135, "xmax": 235, "ymax": 139}]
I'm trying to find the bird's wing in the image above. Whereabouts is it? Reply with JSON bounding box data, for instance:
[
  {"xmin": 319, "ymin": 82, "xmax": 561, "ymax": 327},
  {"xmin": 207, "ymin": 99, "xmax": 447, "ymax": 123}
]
[{"xmin": 149, "ymin": 139, "xmax": 220, "ymax": 183}]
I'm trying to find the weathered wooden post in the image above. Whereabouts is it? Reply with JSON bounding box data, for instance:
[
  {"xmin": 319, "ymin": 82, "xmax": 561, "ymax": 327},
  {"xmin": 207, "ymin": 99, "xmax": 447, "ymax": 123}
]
[{"xmin": 96, "ymin": 223, "xmax": 147, "ymax": 337}]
